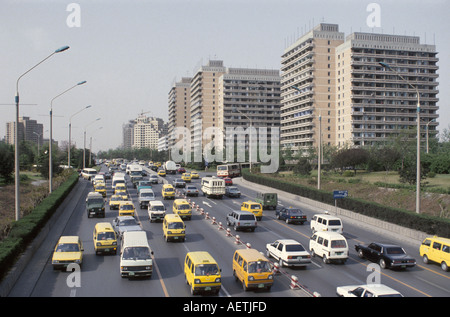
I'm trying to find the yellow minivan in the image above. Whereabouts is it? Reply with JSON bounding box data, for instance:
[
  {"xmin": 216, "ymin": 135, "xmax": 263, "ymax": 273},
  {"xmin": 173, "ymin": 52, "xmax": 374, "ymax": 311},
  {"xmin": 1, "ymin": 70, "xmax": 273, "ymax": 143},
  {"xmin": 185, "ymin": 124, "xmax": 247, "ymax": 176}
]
[
  {"xmin": 420, "ymin": 236, "xmax": 450, "ymax": 271},
  {"xmin": 162, "ymin": 184, "xmax": 175, "ymax": 200},
  {"xmin": 232, "ymin": 248, "xmax": 273, "ymax": 291},
  {"xmin": 173, "ymin": 199, "xmax": 192, "ymax": 220},
  {"xmin": 241, "ymin": 201, "xmax": 263, "ymax": 221},
  {"xmin": 119, "ymin": 201, "xmax": 135, "ymax": 217},
  {"xmin": 163, "ymin": 214, "xmax": 186, "ymax": 242},
  {"xmin": 184, "ymin": 251, "xmax": 221, "ymax": 295},
  {"xmin": 93, "ymin": 222, "xmax": 117, "ymax": 255}
]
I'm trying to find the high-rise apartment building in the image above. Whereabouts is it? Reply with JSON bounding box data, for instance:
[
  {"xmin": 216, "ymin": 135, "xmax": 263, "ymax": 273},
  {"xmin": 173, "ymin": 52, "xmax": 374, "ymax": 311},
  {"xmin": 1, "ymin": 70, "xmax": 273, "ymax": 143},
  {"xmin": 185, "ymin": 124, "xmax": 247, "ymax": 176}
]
[
  {"xmin": 168, "ymin": 77, "xmax": 191, "ymax": 148},
  {"xmin": 122, "ymin": 115, "xmax": 167, "ymax": 150},
  {"xmin": 336, "ymin": 32, "xmax": 439, "ymax": 147},
  {"xmin": 280, "ymin": 23, "xmax": 439, "ymax": 153},
  {"xmin": 280, "ymin": 23, "xmax": 344, "ymax": 153},
  {"xmin": 6, "ymin": 116, "xmax": 44, "ymax": 146},
  {"xmin": 217, "ymin": 67, "xmax": 281, "ymax": 152},
  {"xmin": 189, "ymin": 60, "xmax": 227, "ymax": 154}
]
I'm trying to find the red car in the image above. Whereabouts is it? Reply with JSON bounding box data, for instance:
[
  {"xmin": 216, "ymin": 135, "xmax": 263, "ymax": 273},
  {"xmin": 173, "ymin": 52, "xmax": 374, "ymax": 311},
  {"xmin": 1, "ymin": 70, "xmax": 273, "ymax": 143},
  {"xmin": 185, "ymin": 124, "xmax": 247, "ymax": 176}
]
[
  {"xmin": 177, "ymin": 167, "xmax": 186, "ymax": 174},
  {"xmin": 224, "ymin": 177, "xmax": 233, "ymax": 186}
]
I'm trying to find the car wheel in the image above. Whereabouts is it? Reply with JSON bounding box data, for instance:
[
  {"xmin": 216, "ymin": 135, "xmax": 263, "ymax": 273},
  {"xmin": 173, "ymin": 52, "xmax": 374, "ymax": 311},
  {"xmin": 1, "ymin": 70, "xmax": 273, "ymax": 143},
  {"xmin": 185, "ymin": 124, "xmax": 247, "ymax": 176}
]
[
  {"xmin": 266, "ymin": 250, "xmax": 271, "ymax": 258},
  {"xmin": 279, "ymin": 258, "xmax": 284, "ymax": 268},
  {"xmin": 441, "ymin": 261, "xmax": 449, "ymax": 272},
  {"xmin": 311, "ymin": 249, "xmax": 316, "ymax": 258},
  {"xmin": 323, "ymin": 254, "xmax": 329, "ymax": 264},
  {"xmin": 285, "ymin": 219, "xmax": 290, "ymax": 224},
  {"xmin": 379, "ymin": 258, "xmax": 387, "ymax": 269},
  {"xmin": 358, "ymin": 249, "xmax": 365, "ymax": 259}
]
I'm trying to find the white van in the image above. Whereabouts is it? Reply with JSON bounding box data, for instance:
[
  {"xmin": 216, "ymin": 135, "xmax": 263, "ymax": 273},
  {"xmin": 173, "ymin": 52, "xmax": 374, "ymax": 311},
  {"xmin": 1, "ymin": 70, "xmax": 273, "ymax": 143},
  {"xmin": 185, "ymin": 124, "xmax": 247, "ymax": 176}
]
[
  {"xmin": 201, "ymin": 176, "xmax": 225, "ymax": 198},
  {"xmin": 120, "ymin": 231, "xmax": 153, "ymax": 278},
  {"xmin": 310, "ymin": 213, "xmax": 343, "ymax": 233},
  {"xmin": 81, "ymin": 168, "xmax": 97, "ymax": 180},
  {"xmin": 112, "ymin": 174, "xmax": 126, "ymax": 190},
  {"xmin": 309, "ymin": 231, "xmax": 348, "ymax": 264},
  {"xmin": 148, "ymin": 200, "xmax": 166, "ymax": 222}
]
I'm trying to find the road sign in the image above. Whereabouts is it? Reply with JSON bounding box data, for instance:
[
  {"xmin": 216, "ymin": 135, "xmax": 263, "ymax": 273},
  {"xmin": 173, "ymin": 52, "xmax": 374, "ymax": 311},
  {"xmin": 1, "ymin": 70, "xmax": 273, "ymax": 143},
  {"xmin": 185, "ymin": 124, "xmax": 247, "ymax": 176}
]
[{"xmin": 333, "ymin": 190, "xmax": 348, "ymax": 199}]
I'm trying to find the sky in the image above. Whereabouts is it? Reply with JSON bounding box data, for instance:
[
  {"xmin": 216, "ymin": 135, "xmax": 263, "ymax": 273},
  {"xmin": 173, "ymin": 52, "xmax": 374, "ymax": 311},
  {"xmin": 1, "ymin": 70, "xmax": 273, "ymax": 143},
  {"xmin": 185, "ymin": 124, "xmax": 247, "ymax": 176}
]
[{"xmin": 1, "ymin": 0, "xmax": 449, "ymax": 153}]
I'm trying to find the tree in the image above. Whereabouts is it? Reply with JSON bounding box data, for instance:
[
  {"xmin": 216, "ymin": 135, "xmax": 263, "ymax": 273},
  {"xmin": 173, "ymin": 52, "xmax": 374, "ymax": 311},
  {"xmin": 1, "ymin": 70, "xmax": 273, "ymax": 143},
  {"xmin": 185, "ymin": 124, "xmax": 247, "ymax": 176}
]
[
  {"xmin": 331, "ymin": 148, "xmax": 369, "ymax": 175},
  {"xmin": 0, "ymin": 143, "xmax": 14, "ymax": 183}
]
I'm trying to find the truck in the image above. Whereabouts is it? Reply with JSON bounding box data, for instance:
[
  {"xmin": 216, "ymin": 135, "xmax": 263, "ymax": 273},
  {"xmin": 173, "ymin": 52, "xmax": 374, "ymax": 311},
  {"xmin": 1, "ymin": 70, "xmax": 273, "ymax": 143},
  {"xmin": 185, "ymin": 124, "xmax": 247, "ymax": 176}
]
[
  {"xmin": 164, "ymin": 160, "xmax": 177, "ymax": 174},
  {"xmin": 138, "ymin": 188, "xmax": 155, "ymax": 209},
  {"xmin": 86, "ymin": 192, "xmax": 105, "ymax": 218},
  {"xmin": 255, "ymin": 192, "xmax": 278, "ymax": 210}
]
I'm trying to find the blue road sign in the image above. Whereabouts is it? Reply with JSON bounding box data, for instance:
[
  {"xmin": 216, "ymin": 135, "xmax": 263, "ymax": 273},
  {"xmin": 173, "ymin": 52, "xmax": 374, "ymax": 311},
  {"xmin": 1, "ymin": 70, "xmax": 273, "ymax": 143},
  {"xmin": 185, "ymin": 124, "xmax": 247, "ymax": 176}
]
[{"xmin": 333, "ymin": 190, "xmax": 348, "ymax": 199}]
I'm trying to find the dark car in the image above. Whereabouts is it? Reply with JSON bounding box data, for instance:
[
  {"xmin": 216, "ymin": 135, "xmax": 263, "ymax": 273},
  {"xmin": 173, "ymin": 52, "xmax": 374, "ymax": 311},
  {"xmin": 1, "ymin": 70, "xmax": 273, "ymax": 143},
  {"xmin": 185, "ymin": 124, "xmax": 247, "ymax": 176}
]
[
  {"xmin": 355, "ymin": 242, "xmax": 416, "ymax": 269},
  {"xmin": 173, "ymin": 178, "xmax": 186, "ymax": 188},
  {"xmin": 276, "ymin": 207, "xmax": 307, "ymax": 224},
  {"xmin": 177, "ymin": 167, "xmax": 186, "ymax": 174},
  {"xmin": 225, "ymin": 186, "xmax": 241, "ymax": 198}
]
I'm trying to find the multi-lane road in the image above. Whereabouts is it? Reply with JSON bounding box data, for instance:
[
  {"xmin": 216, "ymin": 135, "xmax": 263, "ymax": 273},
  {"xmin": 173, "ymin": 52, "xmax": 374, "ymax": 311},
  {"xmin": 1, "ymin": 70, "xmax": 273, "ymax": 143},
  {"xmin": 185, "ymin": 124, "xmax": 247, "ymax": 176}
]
[{"xmin": 7, "ymin": 165, "xmax": 450, "ymax": 299}]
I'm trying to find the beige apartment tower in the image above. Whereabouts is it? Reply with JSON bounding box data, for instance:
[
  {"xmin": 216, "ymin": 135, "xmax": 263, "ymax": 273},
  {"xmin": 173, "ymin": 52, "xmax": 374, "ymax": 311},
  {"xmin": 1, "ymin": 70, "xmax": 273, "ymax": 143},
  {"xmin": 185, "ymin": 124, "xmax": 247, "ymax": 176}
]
[
  {"xmin": 168, "ymin": 77, "xmax": 191, "ymax": 148},
  {"xmin": 280, "ymin": 23, "xmax": 344, "ymax": 154},
  {"xmin": 336, "ymin": 32, "xmax": 439, "ymax": 147}
]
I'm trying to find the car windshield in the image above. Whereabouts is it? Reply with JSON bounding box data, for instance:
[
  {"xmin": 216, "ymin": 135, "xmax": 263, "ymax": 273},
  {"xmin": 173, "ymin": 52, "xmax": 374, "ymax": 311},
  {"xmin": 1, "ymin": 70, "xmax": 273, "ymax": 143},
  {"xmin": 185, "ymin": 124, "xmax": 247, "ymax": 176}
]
[
  {"xmin": 177, "ymin": 204, "xmax": 190, "ymax": 210},
  {"xmin": 141, "ymin": 192, "xmax": 154, "ymax": 197},
  {"xmin": 56, "ymin": 243, "xmax": 80, "ymax": 252},
  {"xmin": 329, "ymin": 220, "xmax": 342, "ymax": 226},
  {"xmin": 122, "ymin": 247, "xmax": 151, "ymax": 260},
  {"xmin": 386, "ymin": 247, "xmax": 405, "ymax": 255},
  {"xmin": 89, "ymin": 198, "xmax": 104, "ymax": 205},
  {"xmin": 140, "ymin": 182, "xmax": 151, "ymax": 186},
  {"xmin": 331, "ymin": 240, "xmax": 347, "ymax": 248},
  {"xmin": 97, "ymin": 232, "xmax": 115, "ymax": 240},
  {"xmin": 111, "ymin": 196, "xmax": 122, "ymax": 201},
  {"xmin": 165, "ymin": 188, "xmax": 174, "ymax": 192},
  {"xmin": 120, "ymin": 204, "xmax": 134, "ymax": 210},
  {"xmin": 240, "ymin": 215, "xmax": 255, "ymax": 220},
  {"xmin": 195, "ymin": 264, "xmax": 220, "ymax": 276},
  {"xmin": 151, "ymin": 206, "xmax": 165, "ymax": 211},
  {"xmin": 285, "ymin": 244, "xmax": 306, "ymax": 252},
  {"xmin": 120, "ymin": 219, "xmax": 138, "ymax": 226},
  {"xmin": 168, "ymin": 222, "xmax": 184, "ymax": 229},
  {"xmin": 96, "ymin": 186, "xmax": 106, "ymax": 190},
  {"xmin": 187, "ymin": 186, "xmax": 197, "ymax": 190},
  {"xmin": 248, "ymin": 261, "xmax": 271, "ymax": 273}
]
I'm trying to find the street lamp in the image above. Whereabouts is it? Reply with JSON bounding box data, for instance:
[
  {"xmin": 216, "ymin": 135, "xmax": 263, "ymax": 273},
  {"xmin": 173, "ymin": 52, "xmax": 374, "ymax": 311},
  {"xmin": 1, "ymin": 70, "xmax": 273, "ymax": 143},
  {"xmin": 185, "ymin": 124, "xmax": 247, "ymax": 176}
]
[
  {"xmin": 14, "ymin": 45, "xmax": 69, "ymax": 220},
  {"xmin": 68, "ymin": 105, "xmax": 92, "ymax": 168},
  {"xmin": 49, "ymin": 80, "xmax": 87, "ymax": 193},
  {"xmin": 379, "ymin": 62, "xmax": 421, "ymax": 214},
  {"xmin": 84, "ymin": 118, "xmax": 101, "ymax": 169}
]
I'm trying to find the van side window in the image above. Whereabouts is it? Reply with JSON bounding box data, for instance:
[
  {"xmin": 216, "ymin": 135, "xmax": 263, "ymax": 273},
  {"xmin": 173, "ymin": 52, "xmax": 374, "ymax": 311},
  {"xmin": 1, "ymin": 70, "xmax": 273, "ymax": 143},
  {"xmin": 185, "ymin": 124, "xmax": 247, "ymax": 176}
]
[
  {"xmin": 323, "ymin": 239, "xmax": 328, "ymax": 247},
  {"xmin": 243, "ymin": 261, "xmax": 247, "ymax": 272},
  {"xmin": 433, "ymin": 242, "xmax": 442, "ymax": 250},
  {"xmin": 318, "ymin": 237, "xmax": 324, "ymax": 245},
  {"xmin": 323, "ymin": 219, "xmax": 327, "ymax": 226},
  {"xmin": 277, "ymin": 243, "xmax": 283, "ymax": 251},
  {"xmin": 443, "ymin": 245, "xmax": 449, "ymax": 253}
]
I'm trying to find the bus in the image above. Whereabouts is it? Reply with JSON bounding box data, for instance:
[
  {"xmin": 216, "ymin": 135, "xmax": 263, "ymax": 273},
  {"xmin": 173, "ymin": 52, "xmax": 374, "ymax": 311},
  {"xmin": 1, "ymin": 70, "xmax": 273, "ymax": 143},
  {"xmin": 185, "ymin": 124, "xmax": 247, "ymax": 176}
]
[{"xmin": 216, "ymin": 163, "xmax": 241, "ymax": 178}]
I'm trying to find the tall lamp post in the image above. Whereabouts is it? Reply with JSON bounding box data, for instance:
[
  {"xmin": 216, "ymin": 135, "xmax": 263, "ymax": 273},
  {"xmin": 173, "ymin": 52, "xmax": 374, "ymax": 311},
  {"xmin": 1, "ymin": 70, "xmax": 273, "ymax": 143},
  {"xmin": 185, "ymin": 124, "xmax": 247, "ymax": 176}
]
[
  {"xmin": 49, "ymin": 80, "xmax": 87, "ymax": 193},
  {"xmin": 84, "ymin": 118, "xmax": 101, "ymax": 169},
  {"xmin": 379, "ymin": 62, "xmax": 421, "ymax": 214},
  {"xmin": 14, "ymin": 45, "xmax": 69, "ymax": 220},
  {"xmin": 68, "ymin": 105, "xmax": 92, "ymax": 168}
]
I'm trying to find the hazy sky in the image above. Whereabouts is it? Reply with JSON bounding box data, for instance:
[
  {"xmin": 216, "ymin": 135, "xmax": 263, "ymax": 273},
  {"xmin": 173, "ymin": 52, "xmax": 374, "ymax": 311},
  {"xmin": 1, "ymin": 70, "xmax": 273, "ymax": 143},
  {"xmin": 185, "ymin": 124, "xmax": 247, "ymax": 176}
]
[{"xmin": 1, "ymin": 0, "xmax": 449, "ymax": 152}]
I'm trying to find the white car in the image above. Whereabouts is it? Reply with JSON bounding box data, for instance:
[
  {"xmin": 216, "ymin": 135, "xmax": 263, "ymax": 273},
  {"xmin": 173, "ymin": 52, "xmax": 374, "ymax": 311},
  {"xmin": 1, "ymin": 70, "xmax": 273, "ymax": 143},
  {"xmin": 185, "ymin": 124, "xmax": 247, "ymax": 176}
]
[
  {"xmin": 266, "ymin": 239, "xmax": 311, "ymax": 267},
  {"xmin": 336, "ymin": 284, "xmax": 403, "ymax": 297}
]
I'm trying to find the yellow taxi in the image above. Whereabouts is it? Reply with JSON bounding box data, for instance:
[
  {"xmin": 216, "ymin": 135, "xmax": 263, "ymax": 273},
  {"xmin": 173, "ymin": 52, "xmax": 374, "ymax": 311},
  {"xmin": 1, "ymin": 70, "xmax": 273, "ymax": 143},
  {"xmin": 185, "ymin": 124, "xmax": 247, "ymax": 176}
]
[
  {"xmin": 241, "ymin": 201, "xmax": 263, "ymax": 221},
  {"xmin": 181, "ymin": 173, "xmax": 192, "ymax": 182},
  {"xmin": 420, "ymin": 236, "xmax": 450, "ymax": 271},
  {"xmin": 184, "ymin": 251, "xmax": 221, "ymax": 295},
  {"xmin": 232, "ymin": 248, "xmax": 273, "ymax": 291},
  {"xmin": 158, "ymin": 169, "xmax": 166, "ymax": 177},
  {"xmin": 109, "ymin": 194, "xmax": 125, "ymax": 210},
  {"xmin": 115, "ymin": 183, "xmax": 128, "ymax": 199},
  {"xmin": 173, "ymin": 199, "xmax": 192, "ymax": 220},
  {"xmin": 119, "ymin": 201, "xmax": 135, "ymax": 217},
  {"xmin": 93, "ymin": 222, "xmax": 117, "ymax": 255},
  {"xmin": 162, "ymin": 184, "xmax": 175, "ymax": 199},
  {"xmin": 163, "ymin": 214, "xmax": 186, "ymax": 242},
  {"xmin": 190, "ymin": 171, "xmax": 199, "ymax": 179},
  {"xmin": 52, "ymin": 236, "xmax": 84, "ymax": 270},
  {"xmin": 155, "ymin": 162, "xmax": 162, "ymax": 167},
  {"xmin": 94, "ymin": 182, "xmax": 107, "ymax": 197}
]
